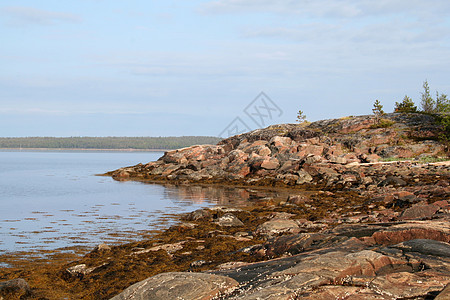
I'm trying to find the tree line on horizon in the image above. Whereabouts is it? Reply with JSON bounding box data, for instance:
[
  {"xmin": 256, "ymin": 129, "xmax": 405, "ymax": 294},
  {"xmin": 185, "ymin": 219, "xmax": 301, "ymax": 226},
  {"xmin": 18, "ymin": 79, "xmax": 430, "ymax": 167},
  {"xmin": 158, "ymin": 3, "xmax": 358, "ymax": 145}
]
[{"xmin": 0, "ymin": 136, "xmax": 223, "ymax": 150}]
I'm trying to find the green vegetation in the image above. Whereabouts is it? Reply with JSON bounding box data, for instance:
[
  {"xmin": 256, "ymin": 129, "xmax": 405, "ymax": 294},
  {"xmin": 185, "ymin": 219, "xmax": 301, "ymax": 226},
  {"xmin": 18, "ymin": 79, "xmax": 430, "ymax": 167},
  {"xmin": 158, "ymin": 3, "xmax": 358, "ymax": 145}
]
[
  {"xmin": 296, "ymin": 109, "xmax": 307, "ymax": 123},
  {"xmin": 394, "ymin": 95, "xmax": 417, "ymax": 113},
  {"xmin": 381, "ymin": 156, "xmax": 448, "ymax": 163},
  {"xmin": 394, "ymin": 80, "xmax": 449, "ymax": 114},
  {"xmin": 435, "ymin": 114, "xmax": 450, "ymax": 141},
  {"xmin": 0, "ymin": 136, "xmax": 223, "ymax": 150},
  {"xmin": 421, "ymin": 80, "xmax": 435, "ymax": 113},
  {"xmin": 372, "ymin": 99, "xmax": 385, "ymax": 124},
  {"xmin": 370, "ymin": 118, "xmax": 395, "ymax": 129}
]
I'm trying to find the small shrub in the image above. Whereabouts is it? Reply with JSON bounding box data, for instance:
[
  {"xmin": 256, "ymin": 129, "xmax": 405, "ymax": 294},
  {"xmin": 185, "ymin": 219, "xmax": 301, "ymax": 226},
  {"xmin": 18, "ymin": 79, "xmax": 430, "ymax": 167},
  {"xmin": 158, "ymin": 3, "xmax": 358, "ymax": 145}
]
[
  {"xmin": 370, "ymin": 118, "xmax": 395, "ymax": 129},
  {"xmin": 394, "ymin": 95, "xmax": 417, "ymax": 113}
]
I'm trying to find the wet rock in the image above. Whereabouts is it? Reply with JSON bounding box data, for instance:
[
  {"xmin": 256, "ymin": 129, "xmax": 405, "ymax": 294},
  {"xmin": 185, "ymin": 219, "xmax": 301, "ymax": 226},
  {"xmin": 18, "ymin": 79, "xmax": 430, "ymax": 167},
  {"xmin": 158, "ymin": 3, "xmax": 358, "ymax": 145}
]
[
  {"xmin": 214, "ymin": 213, "xmax": 244, "ymax": 227},
  {"xmin": 392, "ymin": 239, "xmax": 450, "ymax": 258},
  {"xmin": 399, "ymin": 203, "xmax": 440, "ymax": 220},
  {"xmin": 255, "ymin": 219, "xmax": 300, "ymax": 237},
  {"xmin": 0, "ymin": 278, "xmax": 31, "ymax": 299},
  {"xmin": 190, "ymin": 260, "xmax": 211, "ymax": 268},
  {"xmin": 264, "ymin": 233, "xmax": 331, "ymax": 257},
  {"xmin": 331, "ymin": 224, "xmax": 387, "ymax": 238},
  {"xmin": 112, "ymin": 170, "xmax": 130, "ymax": 180},
  {"xmin": 286, "ymin": 194, "xmax": 311, "ymax": 205},
  {"xmin": 183, "ymin": 209, "xmax": 212, "ymax": 221},
  {"xmin": 94, "ymin": 243, "xmax": 111, "ymax": 252},
  {"xmin": 110, "ymin": 272, "xmax": 238, "ymax": 300},
  {"xmin": 378, "ymin": 175, "xmax": 407, "ymax": 187},
  {"xmin": 66, "ymin": 264, "xmax": 97, "ymax": 278}
]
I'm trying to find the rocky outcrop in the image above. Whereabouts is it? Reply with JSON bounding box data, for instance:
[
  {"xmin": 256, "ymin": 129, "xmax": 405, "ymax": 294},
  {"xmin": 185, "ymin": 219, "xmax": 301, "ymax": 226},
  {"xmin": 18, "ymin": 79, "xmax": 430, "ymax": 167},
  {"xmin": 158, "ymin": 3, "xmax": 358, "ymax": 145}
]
[
  {"xmin": 107, "ymin": 113, "xmax": 448, "ymax": 191},
  {"xmin": 110, "ymin": 272, "xmax": 238, "ymax": 300},
  {"xmin": 103, "ymin": 113, "xmax": 450, "ymax": 300}
]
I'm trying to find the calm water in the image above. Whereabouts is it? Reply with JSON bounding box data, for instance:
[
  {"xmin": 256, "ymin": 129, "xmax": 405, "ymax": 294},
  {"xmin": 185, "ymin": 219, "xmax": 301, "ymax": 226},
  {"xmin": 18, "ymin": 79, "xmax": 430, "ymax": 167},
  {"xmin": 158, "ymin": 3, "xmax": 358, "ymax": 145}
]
[{"xmin": 0, "ymin": 150, "xmax": 252, "ymax": 256}]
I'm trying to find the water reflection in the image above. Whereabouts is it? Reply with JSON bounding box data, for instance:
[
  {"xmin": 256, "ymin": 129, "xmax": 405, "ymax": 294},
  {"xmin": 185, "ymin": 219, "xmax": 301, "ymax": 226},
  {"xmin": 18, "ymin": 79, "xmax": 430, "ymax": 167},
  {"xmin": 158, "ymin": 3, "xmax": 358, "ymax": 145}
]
[{"xmin": 162, "ymin": 184, "xmax": 290, "ymax": 207}]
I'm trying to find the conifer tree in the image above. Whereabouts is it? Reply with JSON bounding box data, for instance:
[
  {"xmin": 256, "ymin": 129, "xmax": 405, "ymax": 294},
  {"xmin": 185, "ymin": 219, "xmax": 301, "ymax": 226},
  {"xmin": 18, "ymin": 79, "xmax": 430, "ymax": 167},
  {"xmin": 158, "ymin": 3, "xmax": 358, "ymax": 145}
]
[
  {"xmin": 394, "ymin": 95, "xmax": 417, "ymax": 113},
  {"xmin": 421, "ymin": 80, "xmax": 436, "ymax": 113},
  {"xmin": 372, "ymin": 99, "xmax": 384, "ymax": 124}
]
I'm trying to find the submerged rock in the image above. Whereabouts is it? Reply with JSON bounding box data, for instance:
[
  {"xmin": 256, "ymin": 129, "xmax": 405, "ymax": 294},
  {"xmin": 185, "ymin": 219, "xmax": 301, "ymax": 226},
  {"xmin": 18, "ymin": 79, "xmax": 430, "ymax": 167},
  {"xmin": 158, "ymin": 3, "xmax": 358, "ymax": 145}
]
[{"xmin": 0, "ymin": 278, "xmax": 31, "ymax": 299}]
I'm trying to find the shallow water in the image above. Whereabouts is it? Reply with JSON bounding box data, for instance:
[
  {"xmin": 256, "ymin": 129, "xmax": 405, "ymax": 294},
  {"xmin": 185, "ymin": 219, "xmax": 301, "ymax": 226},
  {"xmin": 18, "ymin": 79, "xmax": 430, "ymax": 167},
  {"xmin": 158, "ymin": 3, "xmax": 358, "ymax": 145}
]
[{"xmin": 0, "ymin": 150, "xmax": 254, "ymax": 256}]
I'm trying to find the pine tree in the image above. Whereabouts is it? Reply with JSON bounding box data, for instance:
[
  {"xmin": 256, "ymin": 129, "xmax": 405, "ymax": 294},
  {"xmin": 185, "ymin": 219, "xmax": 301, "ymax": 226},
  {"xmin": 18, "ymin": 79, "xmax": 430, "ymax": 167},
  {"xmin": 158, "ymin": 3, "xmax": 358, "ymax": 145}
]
[
  {"xmin": 296, "ymin": 110, "xmax": 307, "ymax": 123},
  {"xmin": 394, "ymin": 95, "xmax": 417, "ymax": 113},
  {"xmin": 436, "ymin": 92, "xmax": 450, "ymax": 113},
  {"xmin": 421, "ymin": 80, "xmax": 436, "ymax": 113},
  {"xmin": 372, "ymin": 99, "xmax": 384, "ymax": 124}
]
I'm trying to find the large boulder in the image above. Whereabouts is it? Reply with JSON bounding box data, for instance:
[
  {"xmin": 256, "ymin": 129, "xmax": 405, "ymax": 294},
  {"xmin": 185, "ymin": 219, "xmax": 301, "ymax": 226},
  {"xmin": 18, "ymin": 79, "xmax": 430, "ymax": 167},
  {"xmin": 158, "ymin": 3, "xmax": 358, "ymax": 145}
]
[{"xmin": 110, "ymin": 272, "xmax": 238, "ymax": 300}]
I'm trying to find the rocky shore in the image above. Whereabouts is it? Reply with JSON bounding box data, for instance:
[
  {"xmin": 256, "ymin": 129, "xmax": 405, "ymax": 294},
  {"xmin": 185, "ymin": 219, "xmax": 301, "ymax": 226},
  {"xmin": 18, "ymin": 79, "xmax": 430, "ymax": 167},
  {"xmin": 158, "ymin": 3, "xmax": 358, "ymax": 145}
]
[{"xmin": 1, "ymin": 113, "xmax": 449, "ymax": 299}]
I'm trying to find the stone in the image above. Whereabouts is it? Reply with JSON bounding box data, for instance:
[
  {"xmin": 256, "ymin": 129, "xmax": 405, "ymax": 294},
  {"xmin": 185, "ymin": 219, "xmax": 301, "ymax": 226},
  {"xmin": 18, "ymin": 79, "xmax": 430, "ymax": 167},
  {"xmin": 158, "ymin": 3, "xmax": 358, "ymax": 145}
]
[
  {"xmin": 0, "ymin": 278, "xmax": 31, "ymax": 298},
  {"xmin": 276, "ymin": 250, "xmax": 420, "ymax": 281},
  {"xmin": 371, "ymin": 220, "xmax": 450, "ymax": 245},
  {"xmin": 183, "ymin": 209, "xmax": 212, "ymax": 221},
  {"xmin": 436, "ymin": 284, "xmax": 450, "ymax": 300},
  {"xmin": 110, "ymin": 272, "xmax": 238, "ymax": 300},
  {"xmin": 296, "ymin": 169, "xmax": 313, "ymax": 184},
  {"xmin": 378, "ymin": 175, "xmax": 407, "ymax": 187},
  {"xmin": 264, "ymin": 233, "xmax": 330, "ymax": 257},
  {"xmin": 399, "ymin": 203, "xmax": 440, "ymax": 220},
  {"xmin": 112, "ymin": 170, "xmax": 130, "ymax": 180},
  {"xmin": 94, "ymin": 243, "xmax": 111, "ymax": 251},
  {"xmin": 298, "ymin": 286, "xmax": 391, "ymax": 300},
  {"xmin": 329, "ymin": 156, "xmax": 347, "ymax": 164},
  {"xmin": 261, "ymin": 158, "xmax": 280, "ymax": 170},
  {"xmin": 369, "ymin": 271, "xmax": 450, "ymax": 299},
  {"xmin": 66, "ymin": 264, "xmax": 97, "ymax": 278},
  {"xmin": 255, "ymin": 219, "xmax": 300, "ymax": 237},
  {"xmin": 392, "ymin": 239, "xmax": 450, "ymax": 258},
  {"xmin": 214, "ymin": 213, "xmax": 244, "ymax": 227},
  {"xmin": 286, "ymin": 194, "xmax": 311, "ymax": 205}
]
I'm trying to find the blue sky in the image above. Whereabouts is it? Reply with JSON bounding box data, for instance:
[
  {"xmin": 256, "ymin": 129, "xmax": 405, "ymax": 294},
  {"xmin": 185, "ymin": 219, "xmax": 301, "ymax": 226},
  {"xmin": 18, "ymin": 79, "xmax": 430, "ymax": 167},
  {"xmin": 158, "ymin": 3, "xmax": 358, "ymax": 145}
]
[{"xmin": 1, "ymin": 0, "xmax": 450, "ymax": 137}]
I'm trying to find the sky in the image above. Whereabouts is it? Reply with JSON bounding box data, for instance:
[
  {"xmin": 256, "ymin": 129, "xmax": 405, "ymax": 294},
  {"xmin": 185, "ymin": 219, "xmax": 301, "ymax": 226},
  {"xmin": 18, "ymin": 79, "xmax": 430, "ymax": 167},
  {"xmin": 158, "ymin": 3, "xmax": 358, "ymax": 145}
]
[{"xmin": 1, "ymin": 0, "xmax": 450, "ymax": 137}]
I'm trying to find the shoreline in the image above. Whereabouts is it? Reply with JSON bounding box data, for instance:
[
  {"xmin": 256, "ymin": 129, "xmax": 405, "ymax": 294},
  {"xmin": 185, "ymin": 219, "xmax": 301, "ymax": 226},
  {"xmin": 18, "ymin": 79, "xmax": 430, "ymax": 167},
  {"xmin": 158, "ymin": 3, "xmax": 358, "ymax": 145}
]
[
  {"xmin": 1, "ymin": 113, "xmax": 449, "ymax": 299},
  {"xmin": 0, "ymin": 148, "xmax": 169, "ymax": 152},
  {"xmin": 1, "ymin": 177, "xmax": 448, "ymax": 299}
]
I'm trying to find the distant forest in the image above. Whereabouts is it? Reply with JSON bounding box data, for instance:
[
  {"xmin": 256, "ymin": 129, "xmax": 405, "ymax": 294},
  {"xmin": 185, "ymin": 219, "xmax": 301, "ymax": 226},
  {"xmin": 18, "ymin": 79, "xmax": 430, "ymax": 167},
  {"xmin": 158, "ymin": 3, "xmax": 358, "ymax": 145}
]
[{"xmin": 0, "ymin": 136, "xmax": 223, "ymax": 150}]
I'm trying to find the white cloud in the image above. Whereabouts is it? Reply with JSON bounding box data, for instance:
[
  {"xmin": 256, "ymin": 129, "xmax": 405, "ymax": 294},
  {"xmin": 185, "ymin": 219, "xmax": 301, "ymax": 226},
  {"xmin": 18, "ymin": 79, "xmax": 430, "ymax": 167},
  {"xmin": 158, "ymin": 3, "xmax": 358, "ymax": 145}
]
[{"xmin": 1, "ymin": 6, "xmax": 81, "ymax": 26}]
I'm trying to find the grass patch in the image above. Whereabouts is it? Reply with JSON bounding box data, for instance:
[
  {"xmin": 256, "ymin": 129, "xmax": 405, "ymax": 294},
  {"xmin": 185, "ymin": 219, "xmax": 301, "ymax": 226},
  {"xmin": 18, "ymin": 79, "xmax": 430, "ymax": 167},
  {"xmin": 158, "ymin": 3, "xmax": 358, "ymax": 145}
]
[
  {"xmin": 381, "ymin": 156, "xmax": 449, "ymax": 163},
  {"xmin": 370, "ymin": 118, "xmax": 395, "ymax": 129}
]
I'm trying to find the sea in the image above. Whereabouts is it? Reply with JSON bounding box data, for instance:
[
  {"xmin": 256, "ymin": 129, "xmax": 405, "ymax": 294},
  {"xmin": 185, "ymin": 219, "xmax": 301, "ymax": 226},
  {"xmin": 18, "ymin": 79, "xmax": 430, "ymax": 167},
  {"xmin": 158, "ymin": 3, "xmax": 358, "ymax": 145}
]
[{"xmin": 0, "ymin": 150, "xmax": 252, "ymax": 258}]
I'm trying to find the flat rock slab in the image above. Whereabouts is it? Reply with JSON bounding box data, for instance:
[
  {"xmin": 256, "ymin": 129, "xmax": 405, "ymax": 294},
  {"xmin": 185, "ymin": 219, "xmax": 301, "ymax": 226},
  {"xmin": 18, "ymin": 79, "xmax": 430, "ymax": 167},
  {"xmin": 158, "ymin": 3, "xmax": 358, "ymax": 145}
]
[
  {"xmin": 369, "ymin": 271, "xmax": 449, "ymax": 299},
  {"xmin": 371, "ymin": 220, "xmax": 450, "ymax": 245},
  {"xmin": 297, "ymin": 286, "xmax": 392, "ymax": 300},
  {"xmin": 256, "ymin": 219, "xmax": 300, "ymax": 237},
  {"xmin": 393, "ymin": 239, "xmax": 450, "ymax": 258},
  {"xmin": 110, "ymin": 272, "xmax": 238, "ymax": 300},
  {"xmin": 399, "ymin": 203, "xmax": 440, "ymax": 220}
]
